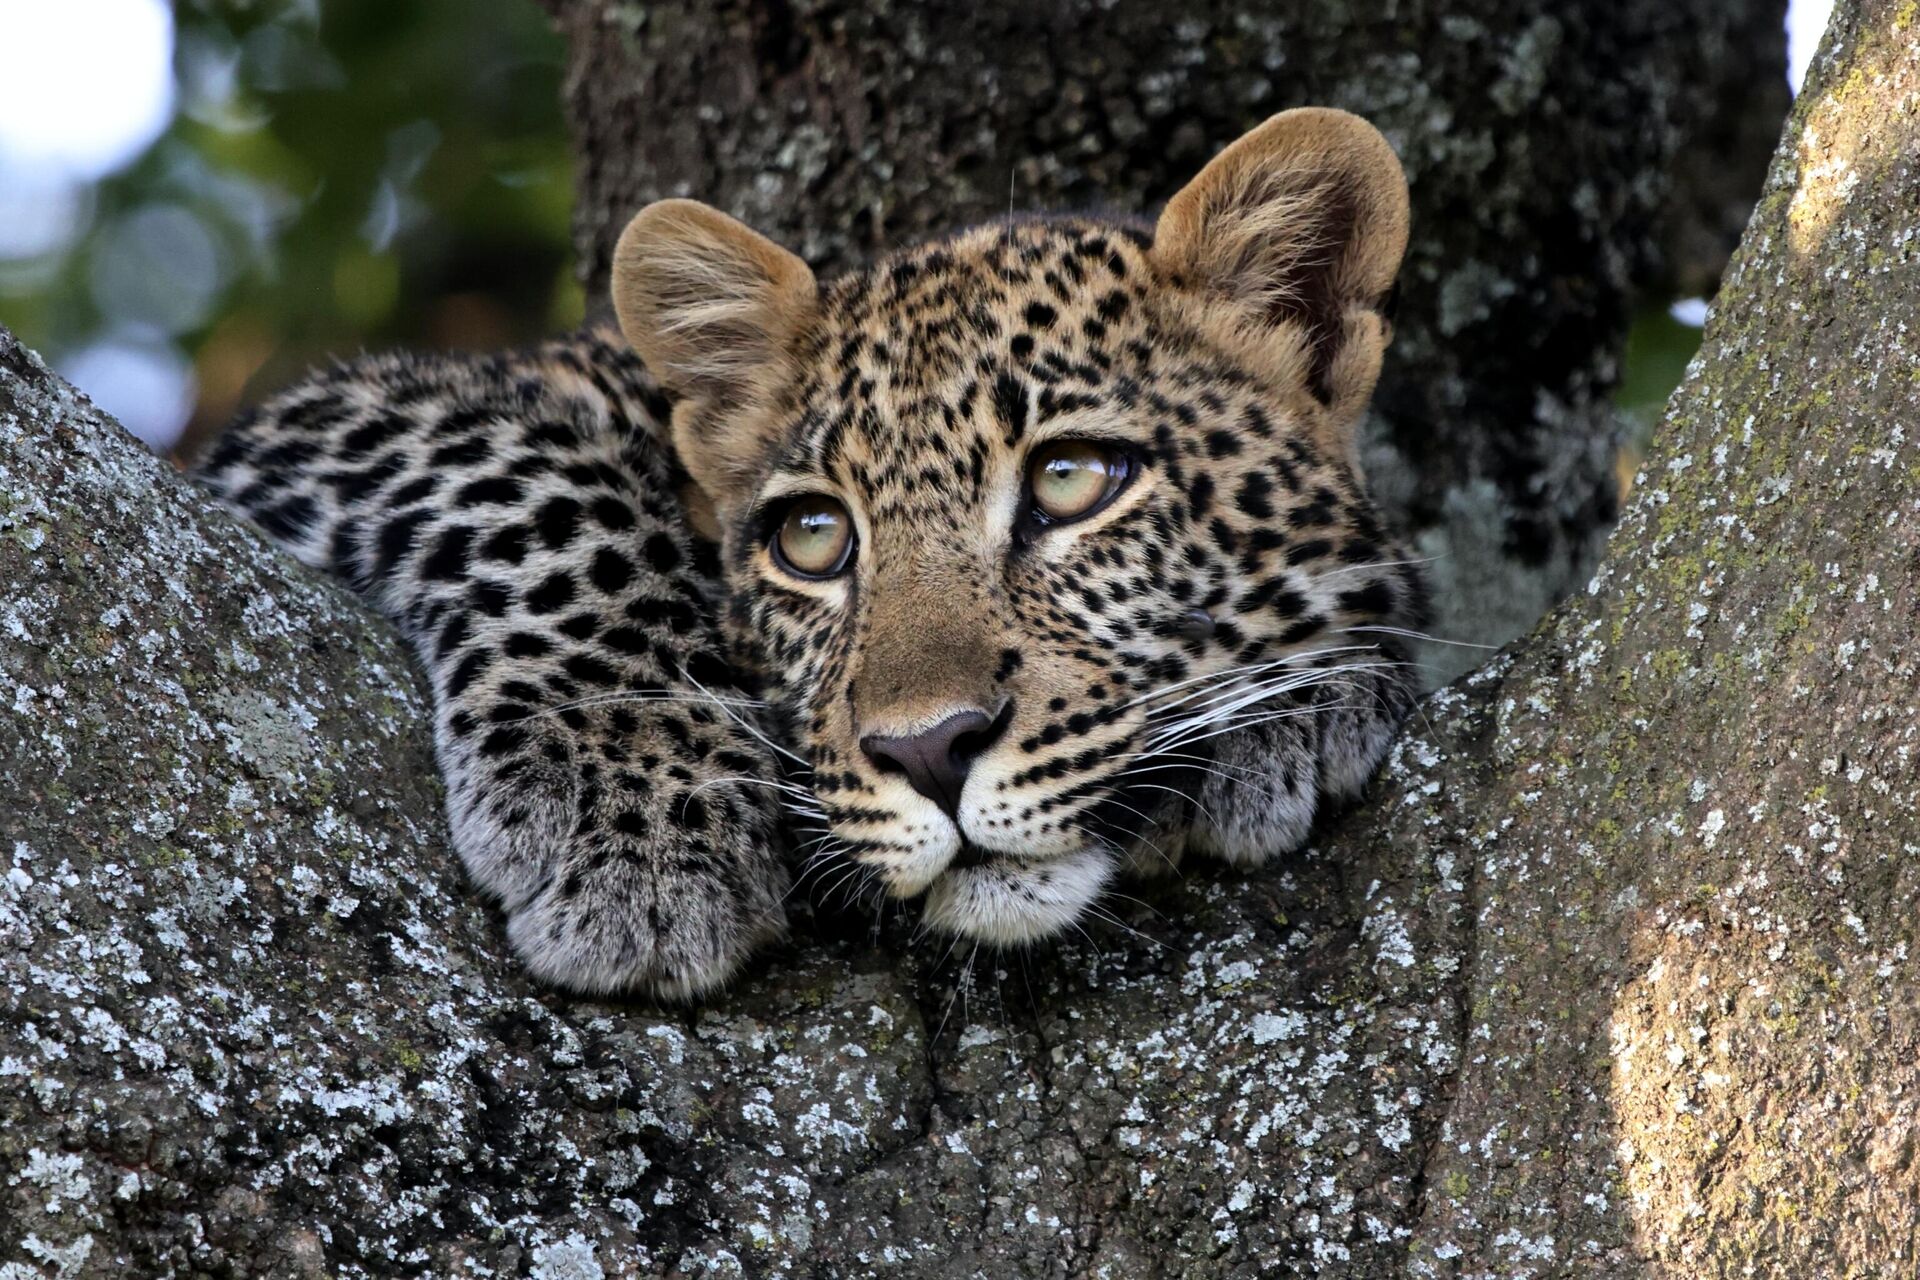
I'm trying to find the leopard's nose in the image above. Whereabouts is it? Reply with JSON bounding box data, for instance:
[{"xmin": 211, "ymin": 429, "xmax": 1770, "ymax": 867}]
[{"xmin": 860, "ymin": 707, "xmax": 1006, "ymax": 819}]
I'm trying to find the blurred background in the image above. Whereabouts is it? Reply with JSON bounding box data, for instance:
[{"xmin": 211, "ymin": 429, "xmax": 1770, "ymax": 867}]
[
  {"xmin": 0, "ymin": 0, "xmax": 1834, "ymax": 461},
  {"xmin": 0, "ymin": 0, "xmax": 576, "ymax": 457}
]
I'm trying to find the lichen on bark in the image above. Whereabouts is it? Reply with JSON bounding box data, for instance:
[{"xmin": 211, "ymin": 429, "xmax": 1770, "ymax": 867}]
[{"xmin": 1398, "ymin": 2, "xmax": 1920, "ymax": 1269}]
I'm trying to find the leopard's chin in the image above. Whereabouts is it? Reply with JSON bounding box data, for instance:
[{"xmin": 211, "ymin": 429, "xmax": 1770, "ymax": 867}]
[{"xmin": 920, "ymin": 846, "xmax": 1115, "ymax": 945}]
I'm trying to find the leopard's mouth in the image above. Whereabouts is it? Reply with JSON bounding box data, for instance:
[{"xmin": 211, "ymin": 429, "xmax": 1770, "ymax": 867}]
[
  {"xmin": 920, "ymin": 845, "xmax": 1116, "ymax": 945},
  {"xmin": 835, "ymin": 763, "xmax": 1200, "ymax": 936},
  {"xmin": 948, "ymin": 839, "xmax": 996, "ymax": 870}
]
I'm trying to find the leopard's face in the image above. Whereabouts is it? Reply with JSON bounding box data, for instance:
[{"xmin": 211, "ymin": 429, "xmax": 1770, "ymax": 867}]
[{"xmin": 615, "ymin": 109, "xmax": 1423, "ymax": 944}]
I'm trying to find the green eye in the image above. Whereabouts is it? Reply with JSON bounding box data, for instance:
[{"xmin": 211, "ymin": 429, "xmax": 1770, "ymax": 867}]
[
  {"xmin": 1028, "ymin": 441, "xmax": 1131, "ymax": 523},
  {"xmin": 772, "ymin": 495, "xmax": 855, "ymax": 578}
]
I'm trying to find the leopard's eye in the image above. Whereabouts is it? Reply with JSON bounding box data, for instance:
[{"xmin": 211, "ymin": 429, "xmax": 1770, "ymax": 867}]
[
  {"xmin": 771, "ymin": 496, "xmax": 855, "ymax": 579},
  {"xmin": 1028, "ymin": 441, "xmax": 1131, "ymax": 524}
]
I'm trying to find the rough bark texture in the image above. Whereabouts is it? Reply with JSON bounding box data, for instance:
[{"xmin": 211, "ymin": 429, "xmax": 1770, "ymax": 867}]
[
  {"xmin": 1396, "ymin": 2, "xmax": 1920, "ymax": 1269},
  {"xmin": 6, "ymin": 3, "xmax": 1916, "ymax": 1279},
  {"xmin": 546, "ymin": 0, "xmax": 1788, "ymax": 681}
]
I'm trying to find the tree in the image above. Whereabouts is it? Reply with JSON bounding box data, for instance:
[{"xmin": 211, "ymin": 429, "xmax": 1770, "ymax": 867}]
[{"xmin": 11, "ymin": 1, "xmax": 1916, "ymax": 1277}]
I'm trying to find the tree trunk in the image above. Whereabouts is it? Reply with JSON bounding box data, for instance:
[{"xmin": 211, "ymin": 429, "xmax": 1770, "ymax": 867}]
[
  {"xmin": 546, "ymin": 0, "xmax": 1788, "ymax": 681},
  {"xmin": 8, "ymin": 2, "xmax": 1917, "ymax": 1279}
]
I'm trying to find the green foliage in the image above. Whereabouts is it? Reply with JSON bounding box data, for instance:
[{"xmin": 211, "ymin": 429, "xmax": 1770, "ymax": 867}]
[
  {"xmin": 0, "ymin": 0, "xmax": 576, "ymax": 450},
  {"xmin": 1619, "ymin": 304, "xmax": 1708, "ymax": 446}
]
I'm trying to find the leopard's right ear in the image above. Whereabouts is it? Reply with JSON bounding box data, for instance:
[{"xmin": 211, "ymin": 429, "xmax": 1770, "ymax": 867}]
[{"xmin": 612, "ymin": 200, "xmax": 817, "ymax": 509}]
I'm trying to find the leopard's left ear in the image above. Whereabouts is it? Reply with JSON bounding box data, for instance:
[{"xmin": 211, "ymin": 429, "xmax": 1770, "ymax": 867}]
[{"xmin": 1152, "ymin": 108, "xmax": 1408, "ymax": 434}]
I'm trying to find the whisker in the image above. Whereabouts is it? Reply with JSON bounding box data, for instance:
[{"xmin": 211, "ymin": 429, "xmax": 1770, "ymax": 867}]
[
  {"xmin": 1111, "ymin": 753, "xmax": 1274, "ymax": 790},
  {"xmin": 1083, "ymin": 902, "xmax": 1173, "ymax": 953},
  {"xmin": 675, "ymin": 663, "xmax": 813, "ymax": 769},
  {"xmin": 1139, "ymin": 659, "xmax": 1405, "ymax": 743},
  {"xmin": 1147, "ymin": 703, "xmax": 1356, "ymax": 758},
  {"xmin": 1125, "ymin": 780, "xmax": 1226, "ymax": 831},
  {"xmin": 1311, "ymin": 553, "xmax": 1443, "ymax": 578},
  {"xmin": 1114, "ymin": 644, "xmax": 1388, "ymax": 716},
  {"xmin": 932, "ymin": 939, "xmax": 979, "ymax": 1046},
  {"xmin": 492, "ymin": 688, "xmax": 766, "ymax": 725},
  {"xmin": 1340, "ymin": 624, "xmax": 1497, "ymax": 651},
  {"xmin": 1072, "ymin": 806, "xmax": 1182, "ymax": 878}
]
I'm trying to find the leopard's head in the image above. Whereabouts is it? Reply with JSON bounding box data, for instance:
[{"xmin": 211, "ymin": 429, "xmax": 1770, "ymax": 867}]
[{"xmin": 613, "ymin": 109, "xmax": 1426, "ymax": 944}]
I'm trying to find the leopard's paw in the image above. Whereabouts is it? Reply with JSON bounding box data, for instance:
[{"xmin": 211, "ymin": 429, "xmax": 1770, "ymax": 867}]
[
  {"xmin": 1183, "ymin": 662, "xmax": 1417, "ymax": 867},
  {"xmin": 1181, "ymin": 709, "xmax": 1321, "ymax": 868},
  {"xmin": 502, "ymin": 830, "xmax": 788, "ymax": 1001},
  {"xmin": 440, "ymin": 705, "xmax": 790, "ymax": 1001}
]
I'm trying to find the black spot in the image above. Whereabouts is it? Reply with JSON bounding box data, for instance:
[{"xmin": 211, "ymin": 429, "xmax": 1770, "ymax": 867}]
[
  {"xmin": 1235, "ymin": 473, "xmax": 1276, "ymax": 520},
  {"xmin": 371, "ymin": 509, "xmax": 432, "ymax": 582},
  {"xmin": 247, "ymin": 439, "xmax": 315, "ymax": 486},
  {"xmin": 1023, "ymin": 301, "xmax": 1057, "ymax": 329},
  {"xmin": 446, "ymin": 649, "xmax": 491, "ymax": 698},
  {"xmin": 329, "ymin": 526, "xmax": 362, "ymax": 580},
  {"xmin": 483, "ymin": 524, "xmax": 530, "ymax": 564},
  {"xmin": 389, "ymin": 476, "xmax": 439, "ymax": 508},
  {"xmin": 505, "ymin": 631, "xmax": 553, "ymax": 658},
  {"xmin": 255, "ymin": 494, "xmax": 317, "ymax": 541},
  {"xmin": 327, "ymin": 454, "xmax": 406, "ymax": 504},
  {"xmin": 564, "ymin": 653, "xmax": 620, "ymax": 686},
  {"xmin": 1277, "ymin": 616, "xmax": 1324, "ymax": 646},
  {"xmin": 591, "ymin": 546, "xmax": 635, "ymax": 593},
  {"xmin": 523, "ymin": 420, "xmax": 579, "ymax": 450},
  {"xmin": 1238, "ymin": 577, "xmax": 1308, "ymax": 617},
  {"xmin": 592, "ymin": 497, "xmax": 635, "ymax": 530},
  {"xmin": 992, "ymin": 370, "xmax": 1028, "ymax": 441},
  {"xmin": 680, "ymin": 793, "xmax": 709, "ymax": 828},
  {"xmin": 1205, "ymin": 430, "xmax": 1242, "ymax": 458},
  {"xmin": 479, "ymin": 725, "xmax": 528, "ymax": 758},
  {"xmin": 470, "ymin": 579, "xmax": 511, "ymax": 616},
  {"xmin": 536, "ymin": 496, "xmax": 582, "ymax": 549},
  {"xmin": 1339, "ymin": 539, "xmax": 1380, "ymax": 564},
  {"xmin": 683, "ymin": 649, "xmax": 733, "ymax": 689},
  {"xmin": 525, "ymin": 572, "xmax": 576, "ymax": 614},
  {"xmin": 642, "ymin": 532, "xmax": 681, "ymax": 574},
  {"xmin": 456, "ymin": 476, "xmax": 524, "ymax": 507},
  {"xmin": 420, "ymin": 525, "xmax": 474, "ymax": 581},
  {"xmin": 340, "ymin": 412, "xmax": 411, "ymax": 459},
  {"xmin": 599, "ymin": 626, "xmax": 649, "ymax": 654},
  {"xmin": 431, "ymin": 436, "xmax": 491, "ymax": 469},
  {"xmin": 995, "ymin": 648, "xmax": 1023, "ymax": 681},
  {"xmin": 1337, "ymin": 581, "xmax": 1397, "ymax": 617},
  {"xmin": 1189, "ymin": 474, "xmax": 1215, "ymax": 519},
  {"xmin": 1285, "ymin": 538, "xmax": 1334, "ymax": 566},
  {"xmin": 435, "ymin": 611, "xmax": 470, "ymax": 660},
  {"xmin": 432, "ymin": 407, "xmax": 494, "ymax": 438},
  {"xmin": 1288, "ymin": 497, "xmax": 1336, "ymax": 529}
]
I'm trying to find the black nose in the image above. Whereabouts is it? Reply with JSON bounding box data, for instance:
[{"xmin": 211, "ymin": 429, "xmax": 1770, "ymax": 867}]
[{"xmin": 860, "ymin": 707, "xmax": 1006, "ymax": 818}]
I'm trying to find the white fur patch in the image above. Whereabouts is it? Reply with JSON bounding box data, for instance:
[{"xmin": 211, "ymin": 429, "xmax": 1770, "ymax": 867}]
[{"xmin": 921, "ymin": 848, "xmax": 1114, "ymax": 945}]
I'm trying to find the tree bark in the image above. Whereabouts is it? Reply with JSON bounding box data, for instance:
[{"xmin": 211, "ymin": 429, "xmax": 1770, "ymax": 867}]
[
  {"xmin": 547, "ymin": 0, "xmax": 1788, "ymax": 681},
  {"xmin": 8, "ymin": 2, "xmax": 1917, "ymax": 1279}
]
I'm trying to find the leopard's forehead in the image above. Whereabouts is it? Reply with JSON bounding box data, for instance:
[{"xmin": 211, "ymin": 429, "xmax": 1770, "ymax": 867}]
[{"xmin": 772, "ymin": 219, "xmax": 1173, "ymax": 480}]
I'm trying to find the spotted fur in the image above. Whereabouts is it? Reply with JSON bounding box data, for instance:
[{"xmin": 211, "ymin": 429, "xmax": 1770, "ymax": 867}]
[{"xmin": 197, "ymin": 108, "xmax": 1427, "ymax": 999}]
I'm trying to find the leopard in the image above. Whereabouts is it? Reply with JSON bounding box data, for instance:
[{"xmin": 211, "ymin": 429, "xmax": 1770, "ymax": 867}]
[{"xmin": 194, "ymin": 108, "xmax": 1428, "ymax": 1002}]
